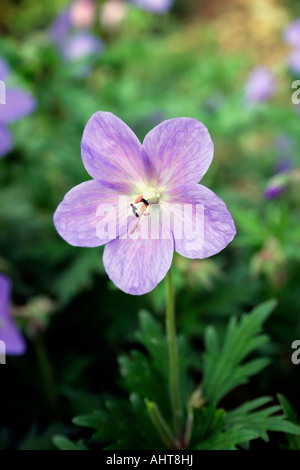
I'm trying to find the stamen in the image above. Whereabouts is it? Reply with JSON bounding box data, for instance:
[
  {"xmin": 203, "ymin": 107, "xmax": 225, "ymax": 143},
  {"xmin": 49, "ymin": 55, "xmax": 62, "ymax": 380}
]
[
  {"xmin": 130, "ymin": 204, "xmax": 139, "ymax": 218},
  {"xmin": 129, "ymin": 203, "xmax": 148, "ymax": 235},
  {"xmin": 135, "ymin": 195, "xmax": 143, "ymax": 204},
  {"xmin": 130, "ymin": 191, "xmax": 157, "ymax": 235}
]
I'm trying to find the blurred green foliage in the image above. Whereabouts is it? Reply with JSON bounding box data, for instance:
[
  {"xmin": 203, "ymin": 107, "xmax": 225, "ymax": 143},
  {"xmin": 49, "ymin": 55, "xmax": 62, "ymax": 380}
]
[{"xmin": 1, "ymin": 0, "xmax": 300, "ymax": 450}]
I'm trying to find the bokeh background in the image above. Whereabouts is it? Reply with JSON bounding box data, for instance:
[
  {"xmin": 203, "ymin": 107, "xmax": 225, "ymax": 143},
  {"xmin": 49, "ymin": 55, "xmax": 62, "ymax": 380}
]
[{"xmin": 0, "ymin": 0, "xmax": 300, "ymax": 450}]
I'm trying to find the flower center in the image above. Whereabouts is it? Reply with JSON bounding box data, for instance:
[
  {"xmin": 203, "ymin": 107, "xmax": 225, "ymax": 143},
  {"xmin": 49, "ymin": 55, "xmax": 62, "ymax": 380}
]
[{"xmin": 129, "ymin": 186, "xmax": 161, "ymax": 235}]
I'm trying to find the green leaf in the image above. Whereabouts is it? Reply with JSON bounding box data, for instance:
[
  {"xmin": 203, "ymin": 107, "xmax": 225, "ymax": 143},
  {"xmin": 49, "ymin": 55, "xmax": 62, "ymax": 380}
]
[
  {"xmin": 52, "ymin": 435, "xmax": 87, "ymax": 450},
  {"xmin": 202, "ymin": 300, "xmax": 277, "ymax": 403},
  {"xmin": 195, "ymin": 428, "xmax": 258, "ymax": 450},
  {"xmin": 226, "ymin": 397, "xmax": 300, "ymax": 443}
]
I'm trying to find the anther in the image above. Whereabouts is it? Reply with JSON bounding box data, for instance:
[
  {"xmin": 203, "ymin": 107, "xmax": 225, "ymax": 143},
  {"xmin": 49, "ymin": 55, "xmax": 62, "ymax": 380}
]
[
  {"xmin": 130, "ymin": 204, "xmax": 139, "ymax": 218},
  {"xmin": 135, "ymin": 195, "xmax": 143, "ymax": 204}
]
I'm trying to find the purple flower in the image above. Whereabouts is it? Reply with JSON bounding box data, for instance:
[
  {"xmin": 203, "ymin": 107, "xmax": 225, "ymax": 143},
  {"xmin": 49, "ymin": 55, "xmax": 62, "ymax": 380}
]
[
  {"xmin": 129, "ymin": 0, "xmax": 173, "ymax": 14},
  {"xmin": 50, "ymin": 1, "xmax": 95, "ymax": 45},
  {"xmin": 264, "ymin": 173, "xmax": 290, "ymax": 199},
  {"xmin": 0, "ymin": 274, "xmax": 26, "ymax": 355},
  {"xmin": 245, "ymin": 66, "xmax": 276, "ymax": 103},
  {"xmin": 283, "ymin": 18, "xmax": 300, "ymax": 48},
  {"xmin": 62, "ymin": 31, "xmax": 104, "ymax": 62},
  {"xmin": 287, "ymin": 48, "xmax": 300, "ymax": 74},
  {"xmin": 50, "ymin": 8, "xmax": 73, "ymax": 47},
  {"xmin": 0, "ymin": 56, "xmax": 10, "ymax": 81},
  {"xmin": 273, "ymin": 135, "xmax": 294, "ymax": 174},
  {"xmin": 54, "ymin": 112, "xmax": 236, "ymax": 295},
  {"xmin": 0, "ymin": 56, "xmax": 36, "ymax": 158},
  {"xmin": 50, "ymin": 2, "xmax": 103, "ymax": 70}
]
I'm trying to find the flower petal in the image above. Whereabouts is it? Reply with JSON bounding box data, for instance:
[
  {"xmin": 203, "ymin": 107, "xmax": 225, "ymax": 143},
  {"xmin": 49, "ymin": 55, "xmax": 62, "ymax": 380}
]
[
  {"xmin": 0, "ymin": 274, "xmax": 12, "ymax": 314},
  {"xmin": 62, "ymin": 32, "xmax": 104, "ymax": 62},
  {"xmin": 142, "ymin": 117, "xmax": 214, "ymax": 190},
  {"xmin": 0, "ymin": 56, "xmax": 10, "ymax": 81},
  {"xmin": 0, "ymin": 89, "xmax": 36, "ymax": 124},
  {"xmin": 54, "ymin": 180, "xmax": 130, "ymax": 247},
  {"xmin": 0, "ymin": 320, "xmax": 26, "ymax": 355},
  {"xmin": 169, "ymin": 184, "xmax": 236, "ymax": 259},
  {"xmin": 0, "ymin": 274, "xmax": 26, "ymax": 356},
  {"xmin": 81, "ymin": 111, "xmax": 147, "ymax": 189},
  {"xmin": 50, "ymin": 8, "xmax": 72, "ymax": 46},
  {"xmin": 103, "ymin": 225, "xmax": 174, "ymax": 295},
  {"xmin": 0, "ymin": 125, "xmax": 13, "ymax": 157}
]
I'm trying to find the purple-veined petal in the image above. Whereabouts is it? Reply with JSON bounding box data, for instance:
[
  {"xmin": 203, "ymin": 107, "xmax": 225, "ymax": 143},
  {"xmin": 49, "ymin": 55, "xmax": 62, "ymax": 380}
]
[
  {"xmin": 129, "ymin": 0, "xmax": 173, "ymax": 14},
  {"xmin": 168, "ymin": 184, "xmax": 236, "ymax": 259},
  {"xmin": 0, "ymin": 89, "xmax": 36, "ymax": 125},
  {"xmin": 142, "ymin": 118, "xmax": 214, "ymax": 191},
  {"xmin": 0, "ymin": 56, "xmax": 10, "ymax": 81},
  {"xmin": 103, "ymin": 225, "xmax": 174, "ymax": 295},
  {"xmin": 81, "ymin": 111, "xmax": 148, "ymax": 189},
  {"xmin": 0, "ymin": 125, "xmax": 13, "ymax": 157},
  {"xmin": 0, "ymin": 274, "xmax": 26, "ymax": 356},
  {"xmin": 54, "ymin": 180, "xmax": 131, "ymax": 247}
]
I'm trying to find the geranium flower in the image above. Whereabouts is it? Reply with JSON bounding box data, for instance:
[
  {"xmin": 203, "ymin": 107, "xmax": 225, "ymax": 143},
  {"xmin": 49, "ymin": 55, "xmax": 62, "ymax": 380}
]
[
  {"xmin": 0, "ymin": 57, "xmax": 36, "ymax": 158},
  {"xmin": 244, "ymin": 66, "xmax": 276, "ymax": 103},
  {"xmin": 0, "ymin": 274, "xmax": 26, "ymax": 355},
  {"xmin": 54, "ymin": 112, "xmax": 236, "ymax": 295},
  {"xmin": 129, "ymin": 0, "xmax": 173, "ymax": 14}
]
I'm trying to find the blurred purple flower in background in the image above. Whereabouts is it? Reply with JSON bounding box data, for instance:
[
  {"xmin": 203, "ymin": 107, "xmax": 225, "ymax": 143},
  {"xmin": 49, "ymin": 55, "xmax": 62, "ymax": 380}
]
[
  {"xmin": 129, "ymin": 0, "xmax": 174, "ymax": 14},
  {"xmin": 283, "ymin": 18, "xmax": 300, "ymax": 48},
  {"xmin": 0, "ymin": 57, "xmax": 36, "ymax": 158},
  {"xmin": 54, "ymin": 112, "xmax": 236, "ymax": 295},
  {"xmin": 287, "ymin": 48, "xmax": 300, "ymax": 74},
  {"xmin": 50, "ymin": 0, "xmax": 103, "ymax": 70},
  {"xmin": 264, "ymin": 135, "xmax": 296, "ymax": 200},
  {"xmin": 50, "ymin": 0, "xmax": 95, "ymax": 43},
  {"xmin": 245, "ymin": 66, "xmax": 276, "ymax": 103},
  {"xmin": 273, "ymin": 135, "xmax": 294, "ymax": 174},
  {"xmin": 50, "ymin": 8, "xmax": 73, "ymax": 46},
  {"xmin": 0, "ymin": 56, "xmax": 10, "ymax": 80},
  {"xmin": 62, "ymin": 31, "xmax": 104, "ymax": 62},
  {"xmin": 264, "ymin": 173, "xmax": 290, "ymax": 199},
  {"xmin": 283, "ymin": 18, "xmax": 300, "ymax": 74},
  {"xmin": 0, "ymin": 274, "xmax": 26, "ymax": 355}
]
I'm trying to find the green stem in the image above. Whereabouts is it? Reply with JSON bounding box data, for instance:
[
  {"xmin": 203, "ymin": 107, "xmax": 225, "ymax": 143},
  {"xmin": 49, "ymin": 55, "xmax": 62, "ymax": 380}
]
[
  {"xmin": 34, "ymin": 332, "xmax": 57, "ymax": 410},
  {"xmin": 166, "ymin": 268, "xmax": 183, "ymax": 441},
  {"xmin": 145, "ymin": 399, "xmax": 177, "ymax": 450}
]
